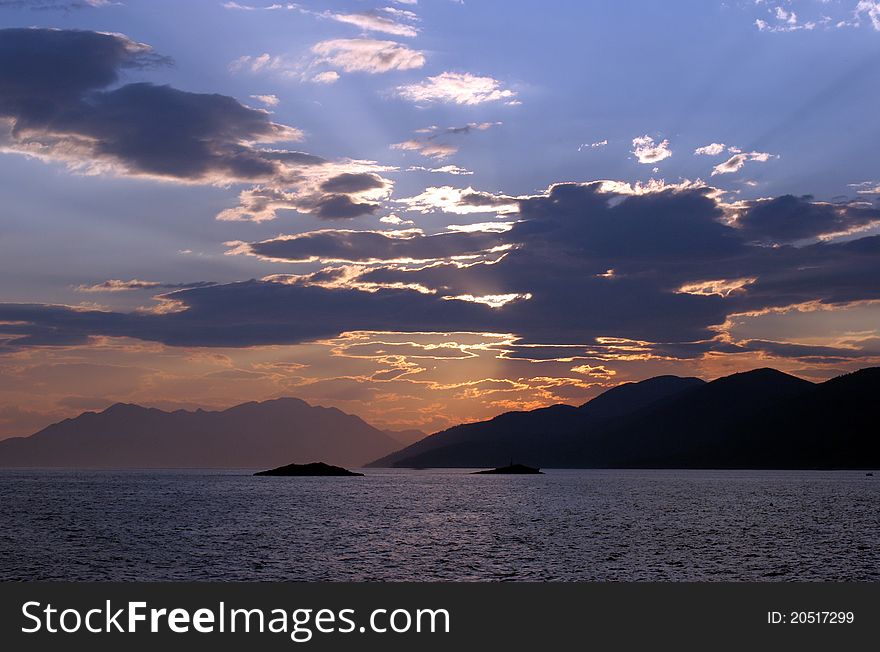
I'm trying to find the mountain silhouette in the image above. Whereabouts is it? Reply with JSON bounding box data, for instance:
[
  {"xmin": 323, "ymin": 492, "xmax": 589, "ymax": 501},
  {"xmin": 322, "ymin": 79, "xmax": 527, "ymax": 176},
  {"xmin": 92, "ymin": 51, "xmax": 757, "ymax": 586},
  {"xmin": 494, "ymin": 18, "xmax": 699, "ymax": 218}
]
[
  {"xmin": 368, "ymin": 374, "xmax": 704, "ymax": 468},
  {"xmin": 2, "ymin": 367, "xmax": 876, "ymax": 470},
  {"xmin": 369, "ymin": 367, "xmax": 880, "ymax": 469},
  {"xmin": 0, "ymin": 397, "xmax": 399, "ymax": 469},
  {"xmin": 382, "ymin": 428, "xmax": 428, "ymax": 447}
]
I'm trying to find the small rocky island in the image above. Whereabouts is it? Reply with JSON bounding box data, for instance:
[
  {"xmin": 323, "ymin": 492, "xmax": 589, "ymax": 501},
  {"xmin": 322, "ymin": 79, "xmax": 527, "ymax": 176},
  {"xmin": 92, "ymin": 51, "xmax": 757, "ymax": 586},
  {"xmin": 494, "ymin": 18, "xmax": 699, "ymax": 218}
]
[
  {"xmin": 254, "ymin": 462, "xmax": 364, "ymax": 477},
  {"xmin": 473, "ymin": 463, "xmax": 543, "ymax": 475}
]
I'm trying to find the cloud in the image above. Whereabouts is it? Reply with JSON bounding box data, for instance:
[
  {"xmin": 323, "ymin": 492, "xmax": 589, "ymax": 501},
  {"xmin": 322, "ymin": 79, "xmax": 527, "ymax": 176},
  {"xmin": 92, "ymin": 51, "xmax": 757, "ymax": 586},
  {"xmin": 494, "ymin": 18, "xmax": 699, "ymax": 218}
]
[
  {"xmin": 0, "ymin": 29, "xmax": 300, "ymax": 182},
  {"xmin": 215, "ymin": 157, "xmax": 396, "ymax": 222},
  {"xmin": 311, "ymin": 38, "xmax": 425, "ymax": 74},
  {"xmin": 0, "ymin": 28, "xmax": 396, "ymax": 223},
  {"xmin": 395, "ymin": 72, "xmax": 517, "ymax": 105},
  {"xmin": 419, "ymin": 122, "xmax": 501, "ymax": 137},
  {"xmin": 221, "ymin": 2, "xmax": 296, "ymax": 10},
  {"xmin": 392, "ymin": 122, "xmax": 501, "ymax": 160},
  {"xmin": 631, "ymin": 135, "xmax": 671, "ymax": 164},
  {"xmin": 319, "ymin": 172, "xmax": 387, "ymax": 194},
  {"xmin": 711, "ymin": 151, "xmax": 776, "ymax": 175},
  {"xmin": 755, "ymin": 6, "xmax": 817, "ymax": 32},
  {"xmin": 229, "ymin": 53, "xmax": 293, "ymax": 75},
  {"xmin": 221, "ymin": 2, "xmax": 423, "ymax": 39},
  {"xmin": 407, "ymin": 165, "xmax": 473, "ymax": 175},
  {"xmin": 391, "ymin": 139, "xmax": 458, "ymax": 159},
  {"xmin": 76, "ymin": 280, "xmax": 216, "ymax": 293},
  {"xmin": 326, "ymin": 10, "xmax": 419, "ymax": 38},
  {"xmin": 313, "ymin": 194, "xmax": 381, "ymax": 219},
  {"xmin": 578, "ymin": 140, "xmax": 607, "ymax": 151},
  {"xmin": 849, "ymin": 181, "xmax": 880, "ymax": 195},
  {"xmin": 694, "ymin": 143, "xmax": 726, "ymax": 156},
  {"xmin": 232, "ymin": 228, "xmax": 507, "ymax": 264},
  {"xmin": 4, "ymin": 182, "xmax": 880, "ymax": 361},
  {"xmin": 249, "ymin": 94, "xmax": 279, "ymax": 107},
  {"xmin": 733, "ymin": 194, "xmax": 880, "ymax": 243},
  {"xmin": 747, "ymin": 1, "xmax": 880, "ymax": 33},
  {"xmin": 380, "ymin": 214, "xmax": 414, "ymax": 226},
  {"xmin": 570, "ymin": 364, "xmax": 616, "ymax": 378},
  {"xmin": 856, "ymin": 1, "xmax": 880, "ymax": 31},
  {"xmin": 311, "ymin": 70, "xmax": 340, "ymax": 84},
  {"xmin": 396, "ymin": 186, "xmax": 521, "ymax": 214}
]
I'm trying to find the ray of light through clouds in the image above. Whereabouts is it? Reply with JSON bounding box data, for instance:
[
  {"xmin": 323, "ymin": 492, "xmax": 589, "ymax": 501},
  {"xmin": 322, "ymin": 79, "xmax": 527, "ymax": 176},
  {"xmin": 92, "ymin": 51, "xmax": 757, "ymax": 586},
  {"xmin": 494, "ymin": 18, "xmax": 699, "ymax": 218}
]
[{"xmin": 0, "ymin": 0, "xmax": 879, "ymax": 436}]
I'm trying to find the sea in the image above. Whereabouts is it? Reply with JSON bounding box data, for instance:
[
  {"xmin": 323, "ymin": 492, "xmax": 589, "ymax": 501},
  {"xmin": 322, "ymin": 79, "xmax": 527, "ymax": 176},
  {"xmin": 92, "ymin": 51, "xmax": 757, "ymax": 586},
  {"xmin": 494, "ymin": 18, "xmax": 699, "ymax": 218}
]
[{"xmin": 1, "ymin": 469, "xmax": 877, "ymax": 581}]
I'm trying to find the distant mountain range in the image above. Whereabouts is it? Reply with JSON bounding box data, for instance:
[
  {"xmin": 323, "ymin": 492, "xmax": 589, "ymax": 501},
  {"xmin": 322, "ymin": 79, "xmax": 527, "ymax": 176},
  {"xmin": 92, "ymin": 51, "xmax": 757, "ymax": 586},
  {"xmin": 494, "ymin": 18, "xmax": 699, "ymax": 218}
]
[
  {"xmin": 1, "ymin": 367, "xmax": 877, "ymax": 469},
  {"xmin": 382, "ymin": 428, "xmax": 428, "ymax": 447},
  {"xmin": 368, "ymin": 367, "xmax": 880, "ymax": 469},
  {"xmin": 0, "ymin": 398, "xmax": 400, "ymax": 469}
]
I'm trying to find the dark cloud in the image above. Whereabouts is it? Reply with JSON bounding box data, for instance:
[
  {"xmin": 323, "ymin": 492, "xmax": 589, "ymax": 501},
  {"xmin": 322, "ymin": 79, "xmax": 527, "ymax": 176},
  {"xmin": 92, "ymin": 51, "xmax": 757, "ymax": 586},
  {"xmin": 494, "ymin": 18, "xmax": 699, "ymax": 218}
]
[
  {"xmin": 320, "ymin": 172, "xmax": 387, "ymax": 194},
  {"xmin": 243, "ymin": 229, "xmax": 506, "ymax": 263},
  {"xmin": 363, "ymin": 183, "xmax": 880, "ymax": 344},
  {"xmin": 741, "ymin": 339, "xmax": 877, "ymax": 361},
  {"xmin": 0, "ymin": 28, "xmax": 162, "ymax": 109},
  {"xmin": 2, "ymin": 183, "xmax": 879, "ymax": 357},
  {"xmin": 430, "ymin": 122, "xmax": 500, "ymax": 138},
  {"xmin": 261, "ymin": 150, "xmax": 326, "ymax": 166},
  {"xmin": 0, "ymin": 282, "xmax": 496, "ymax": 349},
  {"xmin": 0, "ymin": 28, "xmax": 296, "ymax": 181},
  {"xmin": 735, "ymin": 195, "xmax": 880, "ymax": 243},
  {"xmin": 460, "ymin": 189, "xmax": 518, "ymax": 208},
  {"xmin": 0, "ymin": 27, "xmax": 394, "ymax": 222},
  {"xmin": 729, "ymin": 236, "xmax": 880, "ymax": 310},
  {"xmin": 76, "ymin": 279, "xmax": 217, "ymax": 293},
  {"xmin": 313, "ymin": 194, "xmax": 380, "ymax": 219},
  {"xmin": 514, "ymin": 183, "xmax": 740, "ymax": 260}
]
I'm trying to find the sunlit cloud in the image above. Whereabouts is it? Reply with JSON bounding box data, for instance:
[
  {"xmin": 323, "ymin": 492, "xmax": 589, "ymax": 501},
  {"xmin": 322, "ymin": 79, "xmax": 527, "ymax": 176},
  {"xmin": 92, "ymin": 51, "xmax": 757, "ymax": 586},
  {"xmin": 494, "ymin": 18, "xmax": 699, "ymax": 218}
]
[
  {"xmin": 407, "ymin": 164, "xmax": 474, "ymax": 175},
  {"xmin": 380, "ymin": 214, "xmax": 415, "ymax": 226},
  {"xmin": 578, "ymin": 139, "xmax": 607, "ymax": 151},
  {"xmin": 222, "ymin": 2, "xmax": 301, "ymax": 10},
  {"xmin": 570, "ymin": 364, "xmax": 616, "ymax": 378},
  {"xmin": 631, "ymin": 135, "xmax": 672, "ymax": 164},
  {"xmin": 443, "ymin": 293, "xmax": 532, "ymax": 308},
  {"xmin": 677, "ymin": 278, "xmax": 757, "ymax": 298},
  {"xmin": 76, "ymin": 279, "xmax": 217, "ymax": 293},
  {"xmin": 711, "ymin": 150, "xmax": 777, "ymax": 175},
  {"xmin": 395, "ymin": 72, "xmax": 518, "ymax": 105},
  {"xmin": 229, "ymin": 52, "xmax": 293, "ymax": 75},
  {"xmin": 747, "ymin": 1, "xmax": 880, "ymax": 33},
  {"xmin": 391, "ymin": 139, "xmax": 458, "ymax": 159},
  {"xmin": 391, "ymin": 121, "xmax": 499, "ymax": 160},
  {"xmin": 229, "ymin": 227, "xmax": 508, "ymax": 264},
  {"xmin": 325, "ymin": 10, "xmax": 419, "ymax": 38},
  {"xmin": 311, "ymin": 70, "xmax": 340, "ymax": 84},
  {"xmin": 396, "ymin": 185, "xmax": 521, "ymax": 214},
  {"xmin": 849, "ymin": 181, "xmax": 880, "ymax": 195},
  {"xmin": 446, "ymin": 222, "xmax": 515, "ymax": 233},
  {"xmin": 249, "ymin": 93, "xmax": 279, "ymax": 107},
  {"xmin": 216, "ymin": 161, "xmax": 397, "ymax": 222},
  {"xmin": 311, "ymin": 38, "xmax": 425, "ymax": 74},
  {"xmin": 0, "ymin": 28, "xmax": 409, "ymax": 224},
  {"xmin": 694, "ymin": 142, "xmax": 726, "ymax": 156},
  {"xmin": 856, "ymin": 1, "xmax": 880, "ymax": 30}
]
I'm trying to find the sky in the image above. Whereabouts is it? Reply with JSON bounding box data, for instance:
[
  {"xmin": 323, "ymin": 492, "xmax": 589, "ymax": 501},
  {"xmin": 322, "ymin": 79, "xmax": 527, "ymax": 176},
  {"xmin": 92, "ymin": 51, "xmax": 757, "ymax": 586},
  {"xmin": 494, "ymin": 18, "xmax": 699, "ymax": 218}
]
[{"xmin": 1, "ymin": 0, "xmax": 880, "ymax": 438}]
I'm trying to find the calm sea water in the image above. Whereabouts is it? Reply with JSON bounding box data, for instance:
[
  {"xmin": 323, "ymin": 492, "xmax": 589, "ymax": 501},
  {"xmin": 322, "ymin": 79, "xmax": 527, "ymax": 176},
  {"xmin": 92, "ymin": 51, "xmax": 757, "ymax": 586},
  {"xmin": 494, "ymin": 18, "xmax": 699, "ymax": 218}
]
[{"xmin": 1, "ymin": 469, "xmax": 877, "ymax": 581}]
